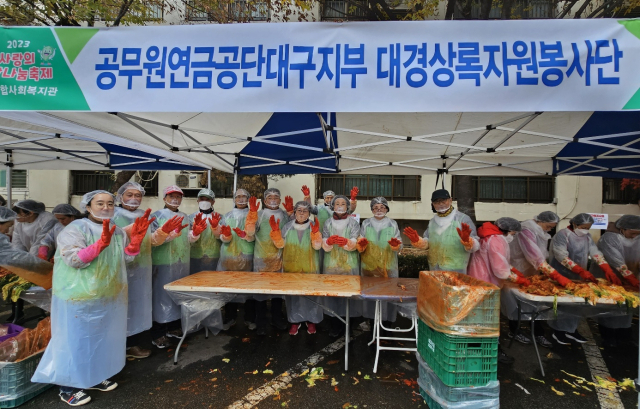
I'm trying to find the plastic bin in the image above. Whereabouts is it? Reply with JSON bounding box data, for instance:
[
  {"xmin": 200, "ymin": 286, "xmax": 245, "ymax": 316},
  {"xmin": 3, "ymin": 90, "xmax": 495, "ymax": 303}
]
[
  {"xmin": 418, "ymin": 320, "xmax": 498, "ymax": 387},
  {"xmin": 419, "ymin": 386, "xmax": 500, "ymax": 409},
  {"xmin": 417, "ymin": 352, "xmax": 499, "ymax": 403},
  {"xmin": 0, "ymin": 351, "xmax": 51, "ymax": 408}
]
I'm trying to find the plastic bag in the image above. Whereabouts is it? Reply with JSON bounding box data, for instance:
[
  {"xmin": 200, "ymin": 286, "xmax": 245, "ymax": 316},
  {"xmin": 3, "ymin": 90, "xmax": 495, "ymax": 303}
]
[
  {"xmin": 418, "ymin": 271, "xmax": 500, "ymax": 337},
  {"xmin": 0, "ymin": 317, "xmax": 51, "ymax": 363}
]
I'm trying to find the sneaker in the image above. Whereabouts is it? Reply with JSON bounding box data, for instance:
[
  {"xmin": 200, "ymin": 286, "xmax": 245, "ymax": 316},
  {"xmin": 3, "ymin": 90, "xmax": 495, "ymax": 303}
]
[
  {"xmin": 152, "ymin": 336, "xmax": 173, "ymax": 349},
  {"xmin": 535, "ymin": 335, "xmax": 553, "ymax": 349},
  {"xmin": 222, "ymin": 319, "xmax": 236, "ymax": 331},
  {"xmin": 272, "ymin": 316, "xmax": 288, "ymax": 331},
  {"xmin": 87, "ymin": 379, "xmax": 118, "ymax": 392},
  {"xmin": 257, "ymin": 325, "xmax": 267, "ymax": 336},
  {"xmin": 289, "ymin": 324, "xmax": 300, "ymax": 336},
  {"xmin": 307, "ymin": 322, "xmax": 317, "ymax": 335},
  {"xmin": 60, "ymin": 390, "xmax": 91, "ymax": 406},
  {"xmin": 508, "ymin": 332, "xmax": 532, "ymax": 344},
  {"xmin": 566, "ymin": 331, "xmax": 588, "ymax": 344},
  {"xmin": 245, "ymin": 321, "xmax": 257, "ymax": 331},
  {"xmin": 126, "ymin": 346, "xmax": 151, "ymax": 359},
  {"xmin": 166, "ymin": 329, "xmax": 183, "ymax": 339},
  {"xmin": 552, "ymin": 331, "xmax": 571, "ymax": 345},
  {"xmin": 498, "ymin": 349, "xmax": 514, "ymax": 364}
]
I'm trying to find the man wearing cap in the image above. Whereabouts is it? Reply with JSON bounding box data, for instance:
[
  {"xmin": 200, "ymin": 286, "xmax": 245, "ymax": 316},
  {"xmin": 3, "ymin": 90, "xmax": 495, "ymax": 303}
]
[
  {"xmin": 403, "ymin": 189, "xmax": 479, "ymax": 274},
  {"xmin": 188, "ymin": 189, "xmax": 222, "ymax": 275}
]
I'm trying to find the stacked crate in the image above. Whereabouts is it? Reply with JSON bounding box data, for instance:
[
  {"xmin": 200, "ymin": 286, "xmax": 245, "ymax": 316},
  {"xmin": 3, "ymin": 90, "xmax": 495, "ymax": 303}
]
[{"xmin": 416, "ymin": 271, "xmax": 501, "ymax": 408}]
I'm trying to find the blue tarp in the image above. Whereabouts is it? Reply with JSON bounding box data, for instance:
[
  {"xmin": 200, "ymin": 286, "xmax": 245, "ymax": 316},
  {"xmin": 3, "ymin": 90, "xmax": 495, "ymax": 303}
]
[{"xmin": 100, "ymin": 143, "xmax": 205, "ymax": 171}]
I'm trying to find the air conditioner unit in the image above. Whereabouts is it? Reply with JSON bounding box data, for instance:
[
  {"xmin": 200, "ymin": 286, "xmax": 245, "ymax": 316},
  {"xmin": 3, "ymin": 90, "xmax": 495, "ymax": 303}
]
[{"xmin": 175, "ymin": 173, "xmax": 201, "ymax": 189}]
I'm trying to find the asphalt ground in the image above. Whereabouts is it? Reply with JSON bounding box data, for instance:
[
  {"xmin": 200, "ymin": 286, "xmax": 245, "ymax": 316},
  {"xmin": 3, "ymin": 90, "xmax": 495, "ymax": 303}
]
[{"xmin": 4, "ymin": 301, "xmax": 640, "ymax": 409}]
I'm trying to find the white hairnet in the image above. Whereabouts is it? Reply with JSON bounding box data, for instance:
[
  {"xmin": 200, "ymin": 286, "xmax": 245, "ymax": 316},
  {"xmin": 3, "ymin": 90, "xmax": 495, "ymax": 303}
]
[
  {"xmin": 116, "ymin": 181, "xmax": 146, "ymax": 203},
  {"xmin": 13, "ymin": 199, "xmax": 46, "ymax": 214},
  {"xmin": 162, "ymin": 185, "xmax": 184, "ymax": 198},
  {"xmin": 495, "ymin": 217, "xmax": 522, "ymax": 232},
  {"xmin": 0, "ymin": 207, "xmax": 16, "ymax": 222},
  {"xmin": 615, "ymin": 215, "xmax": 640, "ymax": 231},
  {"xmin": 323, "ymin": 190, "xmax": 335, "ymax": 198},
  {"xmin": 263, "ymin": 188, "xmax": 281, "ymax": 198},
  {"xmin": 534, "ymin": 211, "xmax": 560, "ymax": 223},
  {"xmin": 330, "ymin": 195, "xmax": 350, "ymax": 210},
  {"xmin": 234, "ymin": 189, "xmax": 250, "ymax": 199},
  {"xmin": 52, "ymin": 204, "xmax": 81, "ymax": 217},
  {"xmin": 80, "ymin": 190, "xmax": 114, "ymax": 209},
  {"xmin": 294, "ymin": 201, "xmax": 312, "ymax": 213},
  {"xmin": 370, "ymin": 196, "xmax": 389, "ymax": 211},
  {"xmin": 570, "ymin": 213, "xmax": 594, "ymax": 226},
  {"xmin": 197, "ymin": 188, "xmax": 215, "ymax": 199}
]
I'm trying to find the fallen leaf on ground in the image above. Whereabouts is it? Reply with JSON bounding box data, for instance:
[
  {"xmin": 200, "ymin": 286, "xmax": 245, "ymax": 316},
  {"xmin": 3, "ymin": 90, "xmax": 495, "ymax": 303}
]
[
  {"xmin": 563, "ymin": 379, "xmax": 577, "ymax": 389},
  {"xmin": 546, "ymin": 352, "xmax": 553, "ymax": 359},
  {"xmin": 530, "ymin": 378, "xmax": 545, "ymax": 384},
  {"xmin": 618, "ymin": 378, "xmax": 636, "ymax": 391},
  {"xmin": 222, "ymin": 358, "xmax": 230, "ymax": 363},
  {"xmin": 331, "ymin": 378, "xmax": 339, "ymax": 386},
  {"xmin": 265, "ymin": 361, "xmax": 271, "ymax": 367},
  {"xmin": 263, "ymin": 369, "xmax": 274, "ymax": 375},
  {"xmin": 358, "ymin": 371, "xmax": 361, "ymax": 375},
  {"xmin": 327, "ymin": 360, "xmax": 339, "ymax": 365},
  {"xmin": 210, "ymin": 378, "xmax": 217, "ymax": 382},
  {"xmin": 242, "ymin": 338, "xmax": 250, "ymax": 343},
  {"xmin": 573, "ymin": 391, "xmax": 581, "ymax": 396},
  {"xmin": 305, "ymin": 367, "xmax": 327, "ymax": 387},
  {"xmin": 364, "ymin": 375, "xmax": 372, "ymax": 380},
  {"xmin": 353, "ymin": 377, "xmax": 359, "ymax": 385},
  {"xmin": 209, "ymin": 369, "xmax": 218, "ymax": 373},
  {"xmin": 551, "ymin": 386, "xmax": 565, "ymax": 396},
  {"xmin": 165, "ymin": 380, "xmax": 173, "ymax": 383},
  {"xmin": 595, "ymin": 376, "xmax": 617, "ymax": 391}
]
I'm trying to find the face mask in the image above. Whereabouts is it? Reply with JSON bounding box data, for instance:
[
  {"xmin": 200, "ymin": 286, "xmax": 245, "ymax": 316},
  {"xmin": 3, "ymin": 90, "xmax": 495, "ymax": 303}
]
[
  {"xmin": 334, "ymin": 207, "xmax": 347, "ymax": 215},
  {"xmin": 199, "ymin": 201, "xmax": 212, "ymax": 211},
  {"xmin": 436, "ymin": 206, "xmax": 450, "ymax": 214},
  {"xmin": 123, "ymin": 199, "xmax": 141, "ymax": 208},
  {"xmin": 90, "ymin": 208, "xmax": 114, "ymax": 221},
  {"xmin": 504, "ymin": 235, "xmax": 514, "ymax": 244},
  {"xmin": 165, "ymin": 199, "xmax": 180, "ymax": 207},
  {"xmin": 574, "ymin": 228, "xmax": 590, "ymax": 237},
  {"xmin": 266, "ymin": 200, "xmax": 280, "ymax": 209},
  {"xmin": 373, "ymin": 211, "xmax": 386, "ymax": 219}
]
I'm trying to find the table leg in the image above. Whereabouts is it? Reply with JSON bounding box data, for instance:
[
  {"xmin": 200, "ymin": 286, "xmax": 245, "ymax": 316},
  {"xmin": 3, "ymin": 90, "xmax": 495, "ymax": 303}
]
[
  {"xmin": 530, "ymin": 313, "xmax": 545, "ymax": 377},
  {"xmin": 509, "ymin": 300, "xmax": 523, "ymax": 349},
  {"xmin": 373, "ymin": 300, "xmax": 381, "ymax": 373},
  {"xmin": 205, "ymin": 326, "xmax": 209, "ymax": 339},
  {"xmin": 173, "ymin": 331, "xmax": 188, "ymax": 365},
  {"xmin": 368, "ymin": 300, "xmax": 379, "ymax": 347},
  {"xmin": 345, "ymin": 299, "xmax": 350, "ymax": 372}
]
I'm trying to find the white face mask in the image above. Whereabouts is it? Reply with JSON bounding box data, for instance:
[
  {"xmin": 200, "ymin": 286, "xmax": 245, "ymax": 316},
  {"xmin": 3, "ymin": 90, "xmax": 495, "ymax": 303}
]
[
  {"xmin": 334, "ymin": 207, "xmax": 347, "ymax": 215},
  {"xmin": 574, "ymin": 228, "xmax": 590, "ymax": 237},
  {"xmin": 266, "ymin": 200, "xmax": 280, "ymax": 209},
  {"xmin": 199, "ymin": 201, "xmax": 212, "ymax": 211},
  {"xmin": 373, "ymin": 211, "xmax": 386, "ymax": 219},
  {"xmin": 165, "ymin": 199, "xmax": 180, "ymax": 207},
  {"xmin": 123, "ymin": 199, "xmax": 140, "ymax": 208},
  {"xmin": 90, "ymin": 208, "xmax": 114, "ymax": 221},
  {"xmin": 504, "ymin": 235, "xmax": 514, "ymax": 244},
  {"xmin": 436, "ymin": 206, "xmax": 450, "ymax": 214}
]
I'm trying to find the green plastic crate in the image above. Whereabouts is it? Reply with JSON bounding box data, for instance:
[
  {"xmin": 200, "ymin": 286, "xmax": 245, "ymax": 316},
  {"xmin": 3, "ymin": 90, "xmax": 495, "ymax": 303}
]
[
  {"xmin": 0, "ymin": 351, "xmax": 52, "ymax": 408},
  {"xmin": 420, "ymin": 387, "xmax": 443, "ymax": 409},
  {"xmin": 419, "ymin": 386, "xmax": 500, "ymax": 409},
  {"xmin": 418, "ymin": 320, "xmax": 498, "ymax": 387}
]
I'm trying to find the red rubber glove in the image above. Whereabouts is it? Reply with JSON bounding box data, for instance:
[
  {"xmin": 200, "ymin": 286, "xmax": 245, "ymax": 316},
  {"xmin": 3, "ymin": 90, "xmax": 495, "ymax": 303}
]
[
  {"xmin": 209, "ymin": 213, "xmax": 221, "ymax": 229},
  {"xmin": 192, "ymin": 213, "xmax": 207, "ymax": 237},
  {"xmin": 301, "ymin": 185, "xmax": 310, "ymax": 196},
  {"xmin": 403, "ymin": 227, "xmax": 421, "ymax": 243},
  {"xmin": 335, "ymin": 237, "xmax": 349, "ymax": 247},
  {"xmin": 161, "ymin": 215, "xmax": 184, "ymax": 234},
  {"xmin": 549, "ymin": 271, "xmax": 573, "ymax": 288},
  {"xmin": 269, "ymin": 215, "xmax": 281, "ymax": 232},
  {"xmin": 77, "ymin": 220, "xmax": 116, "ymax": 263},
  {"xmin": 599, "ymin": 263, "xmax": 622, "ymax": 285},
  {"xmin": 310, "ymin": 219, "xmax": 320, "ymax": 234},
  {"xmin": 456, "ymin": 223, "xmax": 472, "ymax": 245},
  {"xmin": 623, "ymin": 274, "xmax": 640, "ymax": 288},
  {"xmin": 220, "ymin": 225, "xmax": 231, "ymax": 238},
  {"xmin": 37, "ymin": 246, "xmax": 49, "ymax": 260},
  {"xmin": 350, "ymin": 186, "xmax": 359, "ymax": 201},
  {"xmin": 356, "ymin": 237, "xmax": 369, "ymax": 252},
  {"xmin": 249, "ymin": 196, "xmax": 260, "ymax": 213},
  {"xmin": 126, "ymin": 209, "xmax": 155, "ymax": 255},
  {"xmin": 514, "ymin": 276, "xmax": 531, "ymax": 287},
  {"xmin": 570, "ymin": 265, "xmax": 597, "ymax": 283},
  {"xmin": 233, "ymin": 227, "xmax": 247, "ymax": 239},
  {"xmin": 510, "ymin": 267, "xmax": 525, "ymax": 278},
  {"xmin": 326, "ymin": 235, "xmax": 341, "ymax": 246},
  {"xmin": 283, "ymin": 196, "xmax": 294, "ymax": 213},
  {"xmin": 388, "ymin": 237, "xmax": 402, "ymax": 247}
]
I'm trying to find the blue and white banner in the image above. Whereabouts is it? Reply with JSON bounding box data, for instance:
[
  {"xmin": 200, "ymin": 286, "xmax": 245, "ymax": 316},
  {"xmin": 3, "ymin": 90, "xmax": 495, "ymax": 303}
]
[{"xmin": 2, "ymin": 20, "xmax": 640, "ymax": 112}]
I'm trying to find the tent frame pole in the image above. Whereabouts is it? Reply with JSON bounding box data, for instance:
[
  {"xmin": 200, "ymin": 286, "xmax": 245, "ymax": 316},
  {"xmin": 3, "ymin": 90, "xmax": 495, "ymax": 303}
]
[
  {"xmin": 207, "ymin": 170, "xmax": 211, "ymax": 190},
  {"xmin": 6, "ymin": 163, "xmax": 11, "ymax": 207},
  {"xmin": 233, "ymin": 170, "xmax": 237, "ymax": 192}
]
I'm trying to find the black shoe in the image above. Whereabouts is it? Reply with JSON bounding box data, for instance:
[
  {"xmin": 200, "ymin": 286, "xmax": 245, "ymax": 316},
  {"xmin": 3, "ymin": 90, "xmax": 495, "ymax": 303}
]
[
  {"xmin": 59, "ymin": 389, "xmax": 91, "ymax": 406},
  {"xmin": 566, "ymin": 331, "xmax": 587, "ymax": 344},
  {"xmin": 552, "ymin": 331, "xmax": 571, "ymax": 345},
  {"xmin": 87, "ymin": 379, "xmax": 118, "ymax": 392},
  {"xmin": 222, "ymin": 319, "xmax": 236, "ymax": 331},
  {"xmin": 535, "ymin": 335, "xmax": 553, "ymax": 349},
  {"xmin": 498, "ymin": 348, "xmax": 514, "ymax": 364},
  {"xmin": 257, "ymin": 325, "xmax": 267, "ymax": 336},
  {"xmin": 152, "ymin": 336, "xmax": 173, "ymax": 349},
  {"xmin": 508, "ymin": 332, "xmax": 532, "ymax": 344},
  {"xmin": 272, "ymin": 316, "xmax": 288, "ymax": 331}
]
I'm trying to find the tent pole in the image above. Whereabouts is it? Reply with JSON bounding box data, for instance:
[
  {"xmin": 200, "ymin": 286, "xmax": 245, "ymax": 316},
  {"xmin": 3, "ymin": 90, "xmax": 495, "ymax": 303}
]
[
  {"xmin": 207, "ymin": 170, "xmax": 211, "ymax": 190},
  {"xmin": 233, "ymin": 170, "xmax": 237, "ymax": 192},
  {"xmin": 6, "ymin": 164, "xmax": 11, "ymax": 207}
]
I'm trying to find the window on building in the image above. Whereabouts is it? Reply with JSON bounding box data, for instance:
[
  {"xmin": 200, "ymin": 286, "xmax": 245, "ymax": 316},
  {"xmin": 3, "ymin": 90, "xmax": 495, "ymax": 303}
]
[
  {"xmin": 452, "ymin": 176, "xmax": 554, "ymax": 203},
  {"xmin": 603, "ymin": 178, "xmax": 639, "ymax": 204},
  {"xmin": 316, "ymin": 174, "xmax": 421, "ymax": 201},
  {"xmin": 71, "ymin": 171, "xmax": 115, "ymax": 195},
  {"xmin": 0, "ymin": 170, "xmax": 27, "ymax": 189},
  {"xmin": 322, "ymin": 0, "xmax": 368, "ymax": 21},
  {"xmin": 453, "ymin": 0, "xmax": 556, "ymax": 19},
  {"xmin": 186, "ymin": 0, "xmax": 269, "ymax": 21}
]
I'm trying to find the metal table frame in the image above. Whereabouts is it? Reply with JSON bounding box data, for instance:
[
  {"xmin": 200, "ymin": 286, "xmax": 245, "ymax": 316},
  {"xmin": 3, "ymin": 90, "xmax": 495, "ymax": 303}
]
[
  {"xmin": 367, "ymin": 299, "xmax": 418, "ymax": 373},
  {"xmin": 508, "ymin": 296, "xmax": 551, "ymax": 376}
]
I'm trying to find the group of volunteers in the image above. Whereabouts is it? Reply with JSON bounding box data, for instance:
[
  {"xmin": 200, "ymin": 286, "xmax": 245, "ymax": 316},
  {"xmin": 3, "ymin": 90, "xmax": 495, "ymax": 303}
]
[{"xmin": 0, "ymin": 181, "xmax": 638, "ymax": 406}]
